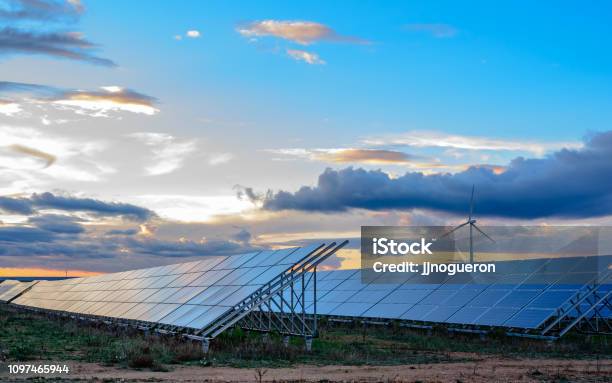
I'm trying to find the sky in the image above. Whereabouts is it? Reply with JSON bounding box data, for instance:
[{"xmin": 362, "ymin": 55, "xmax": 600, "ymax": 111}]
[{"xmin": 1, "ymin": 0, "xmax": 612, "ymax": 275}]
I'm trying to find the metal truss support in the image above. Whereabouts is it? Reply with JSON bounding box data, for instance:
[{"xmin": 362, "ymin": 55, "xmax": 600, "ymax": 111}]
[
  {"xmin": 198, "ymin": 240, "xmax": 348, "ymax": 342},
  {"xmin": 201, "ymin": 338, "xmax": 210, "ymax": 353},
  {"xmin": 540, "ymin": 276, "xmax": 612, "ymax": 338}
]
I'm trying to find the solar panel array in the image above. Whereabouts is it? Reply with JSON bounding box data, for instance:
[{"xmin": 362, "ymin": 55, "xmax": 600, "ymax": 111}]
[
  {"xmin": 303, "ymin": 255, "xmax": 612, "ymax": 330},
  {"xmin": 11, "ymin": 245, "xmax": 322, "ymax": 331},
  {"xmin": 0, "ymin": 280, "xmax": 37, "ymax": 303},
  {"xmin": 7, "ymin": 250, "xmax": 610, "ymax": 334}
]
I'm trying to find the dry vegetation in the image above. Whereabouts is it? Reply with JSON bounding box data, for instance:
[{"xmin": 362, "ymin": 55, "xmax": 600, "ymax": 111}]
[{"xmin": 0, "ymin": 305, "xmax": 610, "ymax": 382}]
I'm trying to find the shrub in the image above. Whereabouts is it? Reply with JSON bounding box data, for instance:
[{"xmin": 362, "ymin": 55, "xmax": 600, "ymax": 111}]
[{"xmin": 9, "ymin": 342, "xmax": 37, "ymax": 361}]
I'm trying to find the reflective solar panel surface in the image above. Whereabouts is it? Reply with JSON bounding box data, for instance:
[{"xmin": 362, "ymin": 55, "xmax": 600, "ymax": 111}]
[
  {"xmin": 12, "ymin": 245, "xmax": 322, "ymax": 331},
  {"xmin": 0, "ymin": 280, "xmax": 37, "ymax": 302},
  {"xmin": 304, "ymin": 255, "xmax": 612, "ymax": 329}
]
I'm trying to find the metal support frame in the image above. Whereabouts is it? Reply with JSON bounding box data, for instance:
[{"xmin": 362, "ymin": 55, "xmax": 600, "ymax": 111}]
[
  {"xmin": 538, "ymin": 284, "xmax": 612, "ymax": 338},
  {"xmin": 199, "ymin": 241, "xmax": 348, "ymax": 341},
  {"xmin": 240, "ymin": 263, "xmax": 318, "ymax": 337}
]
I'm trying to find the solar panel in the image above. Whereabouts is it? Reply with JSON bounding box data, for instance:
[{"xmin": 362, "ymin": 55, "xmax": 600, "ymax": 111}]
[
  {"xmin": 11, "ymin": 244, "xmax": 327, "ymax": 333},
  {"xmin": 0, "ymin": 280, "xmax": 37, "ymax": 303},
  {"xmin": 10, "ymin": 250, "xmax": 611, "ymax": 337},
  {"xmin": 301, "ymin": 255, "xmax": 612, "ymax": 333}
]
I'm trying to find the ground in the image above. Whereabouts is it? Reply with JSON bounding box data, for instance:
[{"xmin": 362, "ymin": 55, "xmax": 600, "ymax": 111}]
[{"xmin": 0, "ymin": 305, "xmax": 610, "ymax": 382}]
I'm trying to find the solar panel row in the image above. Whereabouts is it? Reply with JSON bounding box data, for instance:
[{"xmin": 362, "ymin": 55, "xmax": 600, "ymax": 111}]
[
  {"xmin": 284, "ymin": 255, "xmax": 612, "ymax": 330},
  {"xmin": 11, "ymin": 244, "xmax": 323, "ymax": 332},
  {"xmin": 7, "ymin": 247, "xmax": 610, "ymax": 336},
  {"xmin": 0, "ymin": 280, "xmax": 37, "ymax": 303}
]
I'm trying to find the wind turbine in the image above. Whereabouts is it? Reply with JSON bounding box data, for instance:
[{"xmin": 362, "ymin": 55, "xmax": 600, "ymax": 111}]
[{"xmin": 441, "ymin": 185, "xmax": 494, "ymax": 263}]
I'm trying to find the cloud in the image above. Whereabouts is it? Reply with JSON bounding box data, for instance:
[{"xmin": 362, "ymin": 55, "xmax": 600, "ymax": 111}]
[
  {"xmin": 0, "ymin": 80, "xmax": 57, "ymax": 96},
  {"xmin": 133, "ymin": 194, "xmax": 252, "ymax": 222},
  {"xmin": 265, "ymin": 147, "xmax": 442, "ymax": 167},
  {"xmin": 53, "ymin": 86, "xmax": 159, "ymax": 116},
  {"xmin": 237, "ymin": 20, "xmax": 368, "ymax": 45},
  {"xmin": 261, "ymin": 131, "xmax": 612, "ymax": 219},
  {"xmin": 122, "ymin": 236, "xmax": 259, "ymax": 258},
  {"xmin": 0, "ymin": 226, "xmax": 55, "ymax": 242},
  {"xmin": 363, "ymin": 131, "xmax": 582, "ymax": 156},
  {"xmin": 0, "ymin": 195, "xmax": 34, "ymax": 214},
  {"xmin": 231, "ymin": 228, "xmax": 252, "ymax": 244},
  {"xmin": 0, "ymin": 221, "xmax": 258, "ymax": 268},
  {"xmin": 174, "ymin": 29, "xmax": 201, "ymax": 40},
  {"xmin": 0, "ymin": 100, "xmax": 21, "ymax": 116},
  {"xmin": 7, "ymin": 144, "xmax": 56, "ymax": 167},
  {"xmin": 29, "ymin": 192, "xmax": 156, "ymax": 221},
  {"xmin": 0, "ymin": 1, "xmax": 114, "ymax": 66},
  {"xmin": 317, "ymin": 149, "xmax": 414, "ymax": 164},
  {"xmin": 0, "ymin": 0, "xmax": 83, "ymax": 22},
  {"xmin": 0, "ymin": 81, "xmax": 159, "ymax": 117},
  {"xmin": 105, "ymin": 228, "xmax": 138, "ymax": 236},
  {"xmin": 286, "ymin": 49, "xmax": 325, "ymax": 65},
  {"xmin": 208, "ymin": 152, "xmax": 233, "ymax": 165},
  {"xmin": 0, "ymin": 125, "xmax": 111, "ymax": 187},
  {"xmin": 129, "ymin": 132, "xmax": 196, "ymax": 175},
  {"xmin": 234, "ymin": 185, "xmax": 267, "ymax": 205},
  {"xmin": 186, "ymin": 30, "xmax": 200, "ymax": 38},
  {"xmin": 269, "ymin": 148, "xmax": 415, "ymax": 164},
  {"xmin": 404, "ymin": 23, "xmax": 458, "ymax": 38},
  {"xmin": 0, "ymin": 192, "xmax": 156, "ymax": 221},
  {"xmin": 0, "ymin": 27, "xmax": 116, "ymax": 66},
  {"xmin": 28, "ymin": 214, "xmax": 83, "ymax": 234}
]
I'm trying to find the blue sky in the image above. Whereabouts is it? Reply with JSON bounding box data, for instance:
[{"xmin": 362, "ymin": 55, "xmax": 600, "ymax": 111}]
[
  {"xmin": 1, "ymin": 0, "xmax": 612, "ymax": 274},
  {"xmin": 77, "ymin": 0, "xmax": 612, "ymax": 142}
]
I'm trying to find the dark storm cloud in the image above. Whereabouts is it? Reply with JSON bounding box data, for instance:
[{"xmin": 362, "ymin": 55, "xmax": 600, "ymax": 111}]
[
  {"xmin": 0, "ymin": 27, "xmax": 116, "ymax": 66},
  {"xmin": 0, "ymin": 80, "xmax": 56, "ymax": 94},
  {"xmin": 105, "ymin": 228, "xmax": 139, "ymax": 236},
  {"xmin": 0, "ymin": 234, "xmax": 257, "ymax": 258},
  {"xmin": 0, "ymin": 195, "xmax": 33, "ymax": 214},
  {"xmin": 123, "ymin": 237, "xmax": 260, "ymax": 258},
  {"xmin": 0, "ymin": 0, "xmax": 82, "ymax": 22},
  {"xmin": 234, "ymin": 185, "xmax": 269, "ymax": 204},
  {"xmin": 0, "ymin": 226, "xmax": 55, "ymax": 242},
  {"xmin": 29, "ymin": 192, "xmax": 155, "ymax": 221},
  {"xmin": 231, "ymin": 228, "xmax": 252, "ymax": 243},
  {"xmin": 262, "ymin": 131, "xmax": 612, "ymax": 219},
  {"xmin": 0, "ymin": 225, "xmax": 258, "ymax": 259},
  {"xmin": 0, "ymin": 238, "xmax": 118, "ymax": 258},
  {"xmin": 0, "ymin": 1, "xmax": 113, "ymax": 66},
  {"xmin": 28, "ymin": 214, "xmax": 84, "ymax": 234},
  {"xmin": 0, "ymin": 192, "xmax": 156, "ymax": 221}
]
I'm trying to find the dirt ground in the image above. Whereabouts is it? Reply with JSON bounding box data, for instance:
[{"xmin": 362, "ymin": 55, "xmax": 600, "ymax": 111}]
[{"xmin": 1, "ymin": 354, "xmax": 611, "ymax": 383}]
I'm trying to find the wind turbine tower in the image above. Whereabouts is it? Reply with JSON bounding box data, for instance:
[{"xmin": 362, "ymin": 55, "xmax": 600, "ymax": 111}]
[{"xmin": 442, "ymin": 185, "xmax": 495, "ymax": 263}]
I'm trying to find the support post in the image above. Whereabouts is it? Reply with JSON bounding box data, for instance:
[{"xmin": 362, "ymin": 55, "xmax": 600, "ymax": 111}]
[
  {"xmin": 283, "ymin": 335, "xmax": 290, "ymax": 347},
  {"xmin": 313, "ymin": 266, "xmax": 318, "ymax": 336},
  {"xmin": 201, "ymin": 338, "xmax": 210, "ymax": 354},
  {"xmin": 305, "ymin": 336, "xmax": 313, "ymax": 352}
]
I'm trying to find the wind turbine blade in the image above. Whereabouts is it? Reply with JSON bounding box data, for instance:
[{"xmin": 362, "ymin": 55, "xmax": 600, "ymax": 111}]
[
  {"xmin": 439, "ymin": 221, "xmax": 470, "ymax": 239},
  {"xmin": 469, "ymin": 184, "xmax": 475, "ymax": 220},
  {"xmin": 472, "ymin": 223, "xmax": 495, "ymax": 243}
]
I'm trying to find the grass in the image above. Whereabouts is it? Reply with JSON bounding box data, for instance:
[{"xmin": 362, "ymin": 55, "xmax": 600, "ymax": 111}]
[{"xmin": 0, "ymin": 305, "xmax": 610, "ymax": 371}]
